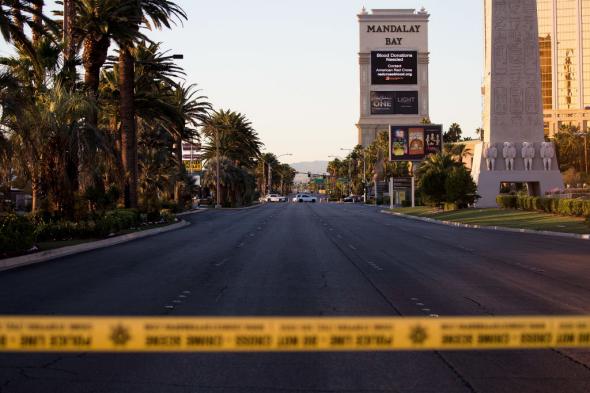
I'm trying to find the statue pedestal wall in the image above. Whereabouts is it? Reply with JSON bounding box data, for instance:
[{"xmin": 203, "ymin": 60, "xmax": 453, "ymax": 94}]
[{"xmin": 471, "ymin": 142, "xmax": 563, "ymax": 207}]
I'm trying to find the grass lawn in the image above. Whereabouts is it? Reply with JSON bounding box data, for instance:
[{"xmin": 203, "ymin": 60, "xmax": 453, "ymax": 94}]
[{"xmin": 389, "ymin": 207, "xmax": 590, "ymax": 235}]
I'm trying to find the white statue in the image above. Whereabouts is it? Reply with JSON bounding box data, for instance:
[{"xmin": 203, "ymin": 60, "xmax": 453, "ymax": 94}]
[
  {"xmin": 540, "ymin": 141, "xmax": 555, "ymax": 171},
  {"xmin": 503, "ymin": 142, "xmax": 517, "ymax": 171},
  {"xmin": 483, "ymin": 143, "xmax": 498, "ymax": 171},
  {"xmin": 521, "ymin": 142, "xmax": 535, "ymax": 171}
]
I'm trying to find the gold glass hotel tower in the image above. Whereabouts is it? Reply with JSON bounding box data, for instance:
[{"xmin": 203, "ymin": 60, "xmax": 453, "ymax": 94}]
[{"xmin": 537, "ymin": 0, "xmax": 590, "ymax": 136}]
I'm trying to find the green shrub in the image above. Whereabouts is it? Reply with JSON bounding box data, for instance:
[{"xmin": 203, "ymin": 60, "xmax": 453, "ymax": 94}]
[
  {"xmin": 497, "ymin": 195, "xmax": 590, "ymax": 217},
  {"xmin": 0, "ymin": 214, "xmax": 35, "ymax": 254},
  {"xmin": 443, "ymin": 202, "xmax": 458, "ymax": 211},
  {"xmin": 444, "ymin": 166, "xmax": 479, "ymax": 208},
  {"xmin": 159, "ymin": 209, "xmax": 175, "ymax": 223},
  {"xmin": 496, "ymin": 195, "xmax": 517, "ymax": 209}
]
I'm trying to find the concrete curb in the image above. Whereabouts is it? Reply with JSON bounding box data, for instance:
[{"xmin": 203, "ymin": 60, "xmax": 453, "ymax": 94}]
[
  {"xmin": 176, "ymin": 209, "xmax": 209, "ymax": 217},
  {"xmin": 223, "ymin": 203, "xmax": 265, "ymax": 211},
  {"xmin": 0, "ymin": 220, "xmax": 191, "ymax": 272},
  {"xmin": 380, "ymin": 210, "xmax": 590, "ymax": 241}
]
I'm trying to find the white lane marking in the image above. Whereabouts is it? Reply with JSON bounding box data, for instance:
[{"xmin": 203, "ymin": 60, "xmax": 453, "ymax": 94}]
[
  {"xmin": 249, "ymin": 233, "xmax": 255, "ymax": 237},
  {"xmin": 348, "ymin": 244, "xmax": 357, "ymax": 251},
  {"xmin": 416, "ymin": 303, "xmax": 424, "ymax": 306},
  {"xmin": 422, "ymin": 308, "xmax": 431, "ymax": 312},
  {"xmin": 337, "ymin": 234, "xmax": 343, "ymax": 239},
  {"xmin": 182, "ymin": 291, "xmax": 191, "ymax": 294},
  {"xmin": 429, "ymin": 314, "xmax": 440, "ymax": 318},
  {"xmin": 164, "ymin": 305, "xmax": 174, "ymax": 310},
  {"xmin": 238, "ymin": 242, "xmax": 245, "ymax": 248},
  {"xmin": 215, "ymin": 258, "xmax": 230, "ymax": 267},
  {"xmin": 411, "ymin": 298, "xmax": 419, "ymax": 301},
  {"xmin": 178, "ymin": 295, "xmax": 187, "ymax": 299},
  {"xmin": 172, "ymin": 300, "xmax": 182, "ymax": 304}
]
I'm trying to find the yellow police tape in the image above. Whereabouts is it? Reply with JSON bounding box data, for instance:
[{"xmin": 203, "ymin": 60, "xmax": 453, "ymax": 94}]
[{"xmin": 0, "ymin": 316, "xmax": 589, "ymax": 352}]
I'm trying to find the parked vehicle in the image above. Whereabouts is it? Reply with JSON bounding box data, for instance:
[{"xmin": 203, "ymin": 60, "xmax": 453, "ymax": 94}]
[
  {"xmin": 265, "ymin": 194, "xmax": 287, "ymax": 202},
  {"xmin": 292, "ymin": 194, "xmax": 317, "ymax": 203}
]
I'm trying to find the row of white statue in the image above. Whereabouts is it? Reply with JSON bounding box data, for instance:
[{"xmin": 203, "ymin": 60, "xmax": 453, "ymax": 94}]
[{"xmin": 483, "ymin": 142, "xmax": 555, "ymax": 172}]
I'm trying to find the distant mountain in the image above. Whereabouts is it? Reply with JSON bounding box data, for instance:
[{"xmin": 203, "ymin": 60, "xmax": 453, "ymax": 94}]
[{"xmin": 289, "ymin": 161, "xmax": 328, "ymax": 183}]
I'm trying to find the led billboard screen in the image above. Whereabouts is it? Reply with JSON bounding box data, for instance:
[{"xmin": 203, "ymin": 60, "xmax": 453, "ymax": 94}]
[{"xmin": 371, "ymin": 51, "xmax": 418, "ymax": 85}]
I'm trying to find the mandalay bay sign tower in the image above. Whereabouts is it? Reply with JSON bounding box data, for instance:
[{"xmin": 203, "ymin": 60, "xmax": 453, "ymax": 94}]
[{"xmin": 471, "ymin": 0, "xmax": 563, "ymax": 207}]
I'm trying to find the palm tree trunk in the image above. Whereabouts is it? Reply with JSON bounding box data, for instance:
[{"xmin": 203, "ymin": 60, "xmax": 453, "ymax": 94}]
[
  {"xmin": 174, "ymin": 134, "xmax": 183, "ymax": 204},
  {"xmin": 31, "ymin": 172, "xmax": 40, "ymax": 212},
  {"xmin": 31, "ymin": 0, "xmax": 43, "ymax": 46},
  {"xmin": 119, "ymin": 46, "xmax": 138, "ymax": 208},
  {"xmin": 62, "ymin": 0, "xmax": 76, "ymax": 65},
  {"xmin": 11, "ymin": 3, "xmax": 24, "ymax": 33}
]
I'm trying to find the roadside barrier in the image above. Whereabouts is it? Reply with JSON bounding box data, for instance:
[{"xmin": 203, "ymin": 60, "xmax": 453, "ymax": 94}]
[{"xmin": 1, "ymin": 316, "xmax": 588, "ymax": 352}]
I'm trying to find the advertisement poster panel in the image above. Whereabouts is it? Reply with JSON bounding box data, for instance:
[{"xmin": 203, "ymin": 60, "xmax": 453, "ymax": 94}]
[
  {"xmin": 370, "ymin": 91, "xmax": 395, "ymax": 115},
  {"xmin": 370, "ymin": 91, "xmax": 419, "ymax": 115},
  {"xmin": 394, "ymin": 91, "xmax": 419, "ymax": 114},
  {"xmin": 408, "ymin": 128, "xmax": 425, "ymax": 155},
  {"xmin": 371, "ymin": 51, "xmax": 418, "ymax": 85},
  {"xmin": 389, "ymin": 125, "xmax": 442, "ymax": 161}
]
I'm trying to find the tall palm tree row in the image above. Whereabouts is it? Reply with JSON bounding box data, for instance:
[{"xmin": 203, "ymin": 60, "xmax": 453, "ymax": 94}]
[
  {"xmin": 0, "ymin": 0, "xmax": 199, "ymax": 217},
  {"xmin": 0, "ymin": 1, "xmax": 296, "ymax": 216}
]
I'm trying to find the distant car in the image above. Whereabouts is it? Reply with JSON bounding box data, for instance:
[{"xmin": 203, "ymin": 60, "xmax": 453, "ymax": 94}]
[
  {"xmin": 265, "ymin": 194, "xmax": 287, "ymax": 202},
  {"xmin": 292, "ymin": 194, "xmax": 317, "ymax": 203},
  {"xmin": 343, "ymin": 195, "xmax": 363, "ymax": 203}
]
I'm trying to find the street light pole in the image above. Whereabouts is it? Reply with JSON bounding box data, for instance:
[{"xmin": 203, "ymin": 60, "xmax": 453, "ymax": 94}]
[
  {"xmin": 363, "ymin": 150, "xmax": 367, "ymax": 203},
  {"xmin": 263, "ymin": 153, "xmax": 292, "ymax": 196},
  {"xmin": 215, "ymin": 128, "xmax": 221, "ymax": 209},
  {"xmin": 340, "ymin": 148, "xmax": 353, "ymax": 196}
]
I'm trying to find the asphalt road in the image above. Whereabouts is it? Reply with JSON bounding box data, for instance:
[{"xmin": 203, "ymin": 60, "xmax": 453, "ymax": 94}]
[{"xmin": 1, "ymin": 202, "xmax": 590, "ymax": 393}]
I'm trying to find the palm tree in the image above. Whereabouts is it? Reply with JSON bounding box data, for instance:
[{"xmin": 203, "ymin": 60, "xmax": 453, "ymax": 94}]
[
  {"xmin": 116, "ymin": 0, "xmax": 186, "ymax": 208},
  {"xmin": 444, "ymin": 123, "xmax": 462, "ymax": 143},
  {"xmin": 446, "ymin": 143, "xmax": 472, "ymax": 162},
  {"xmin": 0, "ymin": 76, "xmax": 95, "ymax": 214},
  {"xmin": 72, "ymin": 0, "xmax": 139, "ymax": 122},
  {"xmin": 416, "ymin": 151, "xmax": 463, "ymax": 206},
  {"xmin": 168, "ymin": 83, "xmax": 210, "ymax": 204},
  {"xmin": 201, "ymin": 110, "xmax": 262, "ymax": 166},
  {"xmin": 0, "ymin": 0, "xmax": 48, "ymax": 77},
  {"xmin": 202, "ymin": 110, "xmax": 262, "ymax": 205}
]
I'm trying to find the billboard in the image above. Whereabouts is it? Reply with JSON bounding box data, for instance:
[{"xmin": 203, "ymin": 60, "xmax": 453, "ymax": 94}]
[
  {"xmin": 371, "ymin": 51, "xmax": 418, "ymax": 85},
  {"xmin": 370, "ymin": 91, "xmax": 419, "ymax": 115},
  {"xmin": 389, "ymin": 125, "xmax": 442, "ymax": 161}
]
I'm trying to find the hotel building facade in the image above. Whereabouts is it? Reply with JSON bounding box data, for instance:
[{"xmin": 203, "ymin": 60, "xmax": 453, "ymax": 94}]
[{"xmin": 537, "ymin": 0, "xmax": 590, "ymax": 136}]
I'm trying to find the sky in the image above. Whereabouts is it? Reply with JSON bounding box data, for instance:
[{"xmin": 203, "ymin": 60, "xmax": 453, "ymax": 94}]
[{"xmin": 0, "ymin": 0, "xmax": 485, "ymax": 164}]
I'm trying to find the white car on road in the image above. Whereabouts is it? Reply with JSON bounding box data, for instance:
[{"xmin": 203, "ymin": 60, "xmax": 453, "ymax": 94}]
[
  {"xmin": 292, "ymin": 194, "xmax": 317, "ymax": 203},
  {"xmin": 264, "ymin": 194, "xmax": 287, "ymax": 202}
]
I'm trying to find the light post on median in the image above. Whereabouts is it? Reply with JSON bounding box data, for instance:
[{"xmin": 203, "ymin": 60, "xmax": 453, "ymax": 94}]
[
  {"xmin": 328, "ymin": 155, "xmax": 343, "ymax": 200},
  {"xmin": 340, "ymin": 148, "xmax": 353, "ymax": 196},
  {"xmin": 262, "ymin": 153, "xmax": 292, "ymax": 196}
]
